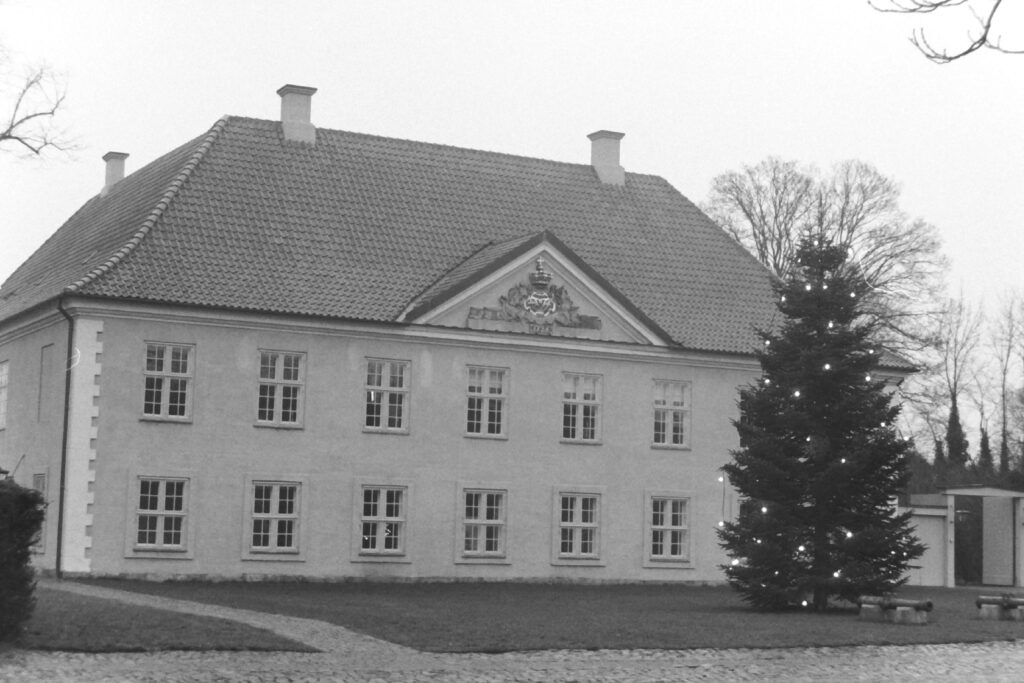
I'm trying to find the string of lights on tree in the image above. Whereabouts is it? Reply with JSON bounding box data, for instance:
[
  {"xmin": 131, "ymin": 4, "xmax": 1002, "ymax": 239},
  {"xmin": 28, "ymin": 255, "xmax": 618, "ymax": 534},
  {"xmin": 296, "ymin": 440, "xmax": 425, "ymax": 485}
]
[{"xmin": 716, "ymin": 235, "xmax": 924, "ymax": 611}]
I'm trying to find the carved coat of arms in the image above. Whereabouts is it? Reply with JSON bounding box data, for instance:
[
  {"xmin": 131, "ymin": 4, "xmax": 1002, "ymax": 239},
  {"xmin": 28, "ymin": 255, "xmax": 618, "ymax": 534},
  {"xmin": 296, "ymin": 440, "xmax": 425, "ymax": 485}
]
[{"xmin": 468, "ymin": 258, "xmax": 601, "ymax": 335}]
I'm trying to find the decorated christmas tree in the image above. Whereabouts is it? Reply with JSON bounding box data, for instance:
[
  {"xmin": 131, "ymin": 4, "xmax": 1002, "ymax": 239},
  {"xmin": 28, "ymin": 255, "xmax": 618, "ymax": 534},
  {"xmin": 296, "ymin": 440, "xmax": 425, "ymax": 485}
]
[{"xmin": 719, "ymin": 236, "xmax": 924, "ymax": 610}]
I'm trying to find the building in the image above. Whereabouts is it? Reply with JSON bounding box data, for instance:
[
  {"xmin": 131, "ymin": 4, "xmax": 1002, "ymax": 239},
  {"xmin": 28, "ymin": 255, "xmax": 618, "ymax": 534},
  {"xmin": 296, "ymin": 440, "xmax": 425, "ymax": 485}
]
[
  {"xmin": 901, "ymin": 488, "xmax": 1024, "ymax": 588},
  {"xmin": 0, "ymin": 85, "xmax": 782, "ymax": 581}
]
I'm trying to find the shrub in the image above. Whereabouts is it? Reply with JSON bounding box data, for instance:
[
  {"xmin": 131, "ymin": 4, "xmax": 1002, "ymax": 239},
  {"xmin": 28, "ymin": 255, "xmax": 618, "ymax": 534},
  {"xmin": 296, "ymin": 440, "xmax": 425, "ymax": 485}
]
[{"xmin": 0, "ymin": 478, "xmax": 46, "ymax": 641}]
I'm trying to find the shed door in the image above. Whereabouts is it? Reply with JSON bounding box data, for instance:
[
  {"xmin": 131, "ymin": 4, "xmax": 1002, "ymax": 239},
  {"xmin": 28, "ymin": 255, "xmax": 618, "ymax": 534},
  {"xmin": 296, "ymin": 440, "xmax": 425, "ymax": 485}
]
[{"xmin": 982, "ymin": 497, "xmax": 1014, "ymax": 586}]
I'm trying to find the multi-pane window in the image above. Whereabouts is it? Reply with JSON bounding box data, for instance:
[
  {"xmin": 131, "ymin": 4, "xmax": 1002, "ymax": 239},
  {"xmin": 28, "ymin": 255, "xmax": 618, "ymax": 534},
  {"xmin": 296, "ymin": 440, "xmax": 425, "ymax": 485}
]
[
  {"xmin": 257, "ymin": 351, "xmax": 304, "ymax": 426},
  {"xmin": 135, "ymin": 478, "xmax": 187, "ymax": 550},
  {"xmin": 364, "ymin": 359, "xmax": 409, "ymax": 432},
  {"xmin": 361, "ymin": 486, "xmax": 405, "ymax": 554},
  {"xmin": 650, "ymin": 497, "xmax": 689, "ymax": 561},
  {"xmin": 562, "ymin": 373, "xmax": 601, "ymax": 442},
  {"xmin": 463, "ymin": 490, "xmax": 506, "ymax": 556},
  {"xmin": 250, "ymin": 482, "xmax": 300, "ymax": 552},
  {"xmin": 653, "ymin": 380, "xmax": 690, "ymax": 447},
  {"xmin": 32, "ymin": 473, "xmax": 46, "ymax": 548},
  {"xmin": 466, "ymin": 367, "xmax": 507, "ymax": 436},
  {"xmin": 143, "ymin": 344, "xmax": 193, "ymax": 419},
  {"xmin": 0, "ymin": 360, "xmax": 8, "ymax": 429},
  {"xmin": 558, "ymin": 493, "xmax": 600, "ymax": 558}
]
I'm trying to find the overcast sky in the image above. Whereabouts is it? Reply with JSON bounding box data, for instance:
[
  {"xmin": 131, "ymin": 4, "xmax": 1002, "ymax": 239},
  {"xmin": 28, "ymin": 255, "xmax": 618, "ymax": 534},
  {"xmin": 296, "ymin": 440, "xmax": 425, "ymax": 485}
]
[{"xmin": 2, "ymin": 0, "xmax": 1022, "ymax": 306}]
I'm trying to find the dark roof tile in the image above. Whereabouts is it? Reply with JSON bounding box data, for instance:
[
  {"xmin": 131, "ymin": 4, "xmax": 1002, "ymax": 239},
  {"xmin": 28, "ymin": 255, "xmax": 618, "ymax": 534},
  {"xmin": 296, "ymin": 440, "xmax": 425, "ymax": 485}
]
[{"xmin": 0, "ymin": 116, "xmax": 779, "ymax": 354}]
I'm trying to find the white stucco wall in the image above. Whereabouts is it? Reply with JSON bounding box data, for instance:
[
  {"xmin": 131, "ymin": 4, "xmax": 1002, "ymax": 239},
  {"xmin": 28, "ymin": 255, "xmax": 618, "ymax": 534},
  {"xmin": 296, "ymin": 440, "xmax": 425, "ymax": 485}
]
[{"xmin": 75, "ymin": 304, "xmax": 756, "ymax": 581}]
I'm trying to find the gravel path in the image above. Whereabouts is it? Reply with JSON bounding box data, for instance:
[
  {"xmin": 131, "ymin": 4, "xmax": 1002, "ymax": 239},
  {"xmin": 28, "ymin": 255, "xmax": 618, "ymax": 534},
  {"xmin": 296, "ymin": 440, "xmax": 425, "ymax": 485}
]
[{"xmin": 3, "ymin": 579, "xmax": 1024, "ymax": 682}]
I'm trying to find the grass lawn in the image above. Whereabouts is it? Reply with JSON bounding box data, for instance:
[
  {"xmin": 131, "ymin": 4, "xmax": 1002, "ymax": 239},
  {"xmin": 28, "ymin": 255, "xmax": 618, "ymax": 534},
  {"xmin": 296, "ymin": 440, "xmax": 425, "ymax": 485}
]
[
  {"xmin": 80, "ymin": 579, "xmax": 1024, "ymax": 653},
  {"xmin": 17, "ymin": 586, "xmax": 315, "ymax": 652}
]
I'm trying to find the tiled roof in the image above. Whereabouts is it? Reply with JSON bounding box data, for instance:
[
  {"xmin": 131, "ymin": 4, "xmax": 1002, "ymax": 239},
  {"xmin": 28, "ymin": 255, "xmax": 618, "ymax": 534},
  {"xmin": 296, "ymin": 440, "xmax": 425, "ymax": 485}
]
[
  {"xmin": 0, "ymin": 116, "xmax": 781, "ymax": 355},
  {"xmin": 404, "ymin": 231, "xmax": 546, "ymax": 320}
]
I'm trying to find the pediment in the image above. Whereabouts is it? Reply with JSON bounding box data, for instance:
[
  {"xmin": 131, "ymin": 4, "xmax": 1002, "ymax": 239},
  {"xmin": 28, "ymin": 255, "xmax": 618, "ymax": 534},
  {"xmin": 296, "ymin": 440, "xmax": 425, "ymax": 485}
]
[{"xmin": 401, "ymin": 238, "xmax": 667, "ymax": 345}]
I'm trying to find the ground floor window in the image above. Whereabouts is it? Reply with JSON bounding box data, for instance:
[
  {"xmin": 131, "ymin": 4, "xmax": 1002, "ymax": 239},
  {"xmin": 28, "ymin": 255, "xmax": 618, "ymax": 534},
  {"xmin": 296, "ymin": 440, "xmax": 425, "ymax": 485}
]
[
  {"xmin": 31, "ymin": 473, "xmax": 47, "ymax": 550},
  {"xmin": 249, "ymin": 481, "xmax": 300, "ymax": 553},
  {"xmin": 360, "ymin": 485, "xmax": 406, "ymax": 555},
  {"xmin": 135, "ymin": 477, "xmax": 187, "ymax": 550},
  {"xmin": 462, "ymin": 489, "xmax": 506, "ymax": 557},
  {"xmin": 557, "ymin": 492, "xmax": 600, "ymax": 560},
  {"xmin": 649, "ymin": 496, "xmax": 689, "ymax": 561}
]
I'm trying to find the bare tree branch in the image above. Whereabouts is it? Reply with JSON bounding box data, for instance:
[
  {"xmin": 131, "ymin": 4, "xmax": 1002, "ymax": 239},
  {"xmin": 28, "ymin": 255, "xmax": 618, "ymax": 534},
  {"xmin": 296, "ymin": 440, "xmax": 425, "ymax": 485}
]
[
  {"xmin": 702, "ymin": 157, "xmax": 948, "ymax": 355},
  {"xmin": 872, "ymin": 0, "xmax": 1024, "ymax": 63},
  {"xmin": 0, "ymin": 56, "xmax": 74, "ymax": 157},
  {"xmin": 991, "ymin": 289, "xmax": 1021, "ymax": 472}
]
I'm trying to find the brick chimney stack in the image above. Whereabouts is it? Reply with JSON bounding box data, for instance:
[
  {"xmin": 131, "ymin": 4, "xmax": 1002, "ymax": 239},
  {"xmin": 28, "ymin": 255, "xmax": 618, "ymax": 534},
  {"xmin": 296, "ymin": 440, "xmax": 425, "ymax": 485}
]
[{"xmin": 277, "ymin": 84, "xmax": 318, "ymax": 144}]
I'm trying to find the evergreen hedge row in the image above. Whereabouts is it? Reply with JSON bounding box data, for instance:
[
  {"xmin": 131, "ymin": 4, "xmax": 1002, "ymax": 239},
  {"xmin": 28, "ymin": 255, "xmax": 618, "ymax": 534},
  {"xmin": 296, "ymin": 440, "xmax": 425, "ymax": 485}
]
[{"xmin": 0, "ymin": 478, "xmax": 46, "ymax": 641}]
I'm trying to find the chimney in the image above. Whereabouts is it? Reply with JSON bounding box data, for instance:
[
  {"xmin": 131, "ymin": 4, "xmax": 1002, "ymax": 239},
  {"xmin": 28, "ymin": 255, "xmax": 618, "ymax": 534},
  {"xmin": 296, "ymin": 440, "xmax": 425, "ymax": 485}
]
[
  {"xmin": 587, "ymin": 130, "xmax": 626, "ymax": 186},
  {"xmin": 277, "ymin": 84, "xmax": 318, "ymax": 144},
  {"xmin": 101, "ymin": 151, "xmax": 129, "ymax": 196}
]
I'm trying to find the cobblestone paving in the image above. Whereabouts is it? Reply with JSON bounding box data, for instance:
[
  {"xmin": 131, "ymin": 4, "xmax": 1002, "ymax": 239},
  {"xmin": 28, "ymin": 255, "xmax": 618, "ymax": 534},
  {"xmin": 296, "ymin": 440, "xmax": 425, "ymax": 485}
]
[{"xmin": 3, "ymin": 580, "xmax": 1024, "ymax": 682}]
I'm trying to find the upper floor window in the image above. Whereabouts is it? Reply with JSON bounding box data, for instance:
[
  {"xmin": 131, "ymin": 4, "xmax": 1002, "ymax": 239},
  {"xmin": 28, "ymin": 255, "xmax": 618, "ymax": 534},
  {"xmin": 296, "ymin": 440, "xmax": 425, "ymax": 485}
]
[
  {"xmin": 466, "ymin": 367, "xmax": 507, "ymax": 437},
  {"xmin": 249, "ymin": 481, "xmax": 300, "ymax": 553},
  {"xmin": 653, "ymin": 380, "xmax": 690, "ymax": 448},
  {"xmin": 143, "ymin": 343, "xmax": 193, "ymax": 420},
  {"xmin": 135, "ymin": 477, "xmax": 188, "ymax": 550},
  {"xmin": 257, "ymin": 351, "xmax": 305, "ymax": 427},
  {"xmin": 562, "ymin": 373, "xmax": 601, "ymax": 443},
  {"xmin": 0, "ymin": 360, "xmax": 8, "ymax": 429},
  {"xmin": 364, "ymin": 359, "xmax": 409, "ymax": 433}
]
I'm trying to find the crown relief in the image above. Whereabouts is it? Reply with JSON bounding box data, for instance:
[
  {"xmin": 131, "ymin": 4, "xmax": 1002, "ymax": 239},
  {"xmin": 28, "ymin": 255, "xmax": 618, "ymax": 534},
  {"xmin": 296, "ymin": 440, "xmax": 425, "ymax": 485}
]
[{"xmin": 467, "ymin": 257, "xmax": 601, "ymax": 335}]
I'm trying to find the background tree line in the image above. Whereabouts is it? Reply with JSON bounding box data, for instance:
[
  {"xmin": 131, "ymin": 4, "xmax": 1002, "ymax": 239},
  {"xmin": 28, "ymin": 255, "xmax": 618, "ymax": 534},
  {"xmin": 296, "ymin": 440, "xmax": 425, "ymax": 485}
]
[{"xmin": 703, "ymin": 157, "xmax": 1024, "ymax": 494}]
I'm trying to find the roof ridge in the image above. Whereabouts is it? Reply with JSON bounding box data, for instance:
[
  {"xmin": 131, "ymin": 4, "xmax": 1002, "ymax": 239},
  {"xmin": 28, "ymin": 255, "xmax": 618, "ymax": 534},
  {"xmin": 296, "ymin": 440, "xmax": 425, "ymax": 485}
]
[
  {"xmin": 64, "ymin": 116, "xmax": 231, "ymax": 293},
  {"xmin": 228, "ymin": 115, "xmax": 666, "ymax": 179}
]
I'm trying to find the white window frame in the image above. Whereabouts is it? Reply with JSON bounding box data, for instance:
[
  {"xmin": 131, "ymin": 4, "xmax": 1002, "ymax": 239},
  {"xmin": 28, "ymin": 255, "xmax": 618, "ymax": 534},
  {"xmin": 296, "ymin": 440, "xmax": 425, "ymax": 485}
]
[
  {"xmin": 552, "ymin": 486, "xmax": 605, "ymax": 566},
  {"xmin": 465, "ymin": 366, "xmax": 508, "ymax": 438},
  {"xmin": 31, "ymin": 472, "xmax": 47, "ymax": 551},
  {"xmin": 142, "ymin": 343, "xmax": 194, "ymax": 421},
  {"xmin": 256, "ymin": 350, "xmax": 306, "ymax": 428},
  {"xmin": 132, "ymin": 476, "xmax": 189, "ymax": 552},
  {"xmin": 0, "ymin": 359, "xmax": 9, "ymax": 429},
  {"xmin": 459, "ymin": 487, "xmax": 508, "ymax": 561},
  {"xmin": 246, "ymin": 480, "xmax": 302, "ymax": 555},
  {"xmin": 561, "ymin": 373, "xmax": 601, "ymax": 444},
  {"xmin": 652, "ymin": 379, "xmax": 691, "ymax": 449},
  {"xmin": 363, "ymin": 358, "xmax": 410, "ymax": 433},
  {"xmin": 643, "ymin": 490, "xmax": 694, "ymax": 569},
  {"xmin": 358, "ymin": 484, "xmax": 408, "ymax": 558}
]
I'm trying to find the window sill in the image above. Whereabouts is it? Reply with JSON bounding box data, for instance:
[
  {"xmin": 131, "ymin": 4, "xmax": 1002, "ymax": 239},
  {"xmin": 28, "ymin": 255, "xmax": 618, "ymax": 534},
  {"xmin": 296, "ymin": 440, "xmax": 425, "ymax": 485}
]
[
  {"xmin": 352, "ymin": 554, "xmax": 412, "ymax": 564},
  {"xmin": 362, "ymin": 428, "xmax": 410, "ymax": 436},
  {"xmin": 464, "ymin": 433, "xmax": 508, "ymax": 441},
  {"xmin": 456, "ymin": 555, "xmax": 511, "ymax": 565},
  {"xmin": 559, "ymin": 439, "xmax": 603, "ymax": 446},
  {"xmin": 650, "ymin": 444, "xmax": 691, "ymax": 451},
  {"xmin": 254, "ymin": 422, "xmax": 304, "ymax": 430},
  {"xmin": 642, "ymin": 558, "xmax": 694, "ymax": 569},
  {"xmin": 127, "ymin": 548, "xmax": 193, "ymax": 560},
  {"xmin": 551, "ymin": 557, "xmax": 605, "ymax": 567},
  {"xmin": 243, "ymin": 552, "xmax": 305, "ymax": 562},
  {"xmin": 139, "ymin": 416, "xmax": 193, "ymax": 424}
]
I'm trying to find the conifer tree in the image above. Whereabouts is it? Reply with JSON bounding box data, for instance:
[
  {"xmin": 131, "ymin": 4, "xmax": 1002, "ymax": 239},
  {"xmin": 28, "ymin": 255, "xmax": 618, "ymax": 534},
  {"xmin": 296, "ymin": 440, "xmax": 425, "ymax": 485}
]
[
  {"xmin": 946, "ymin": 402, "xmax": 970, "ymax": 470},
  {"xmin": 977, "ymin": 427, "xmax": 994, "ymax": 476},
  {"xmin": 719, "ymin": 236, "xmax": 925, "ymax": 610}
]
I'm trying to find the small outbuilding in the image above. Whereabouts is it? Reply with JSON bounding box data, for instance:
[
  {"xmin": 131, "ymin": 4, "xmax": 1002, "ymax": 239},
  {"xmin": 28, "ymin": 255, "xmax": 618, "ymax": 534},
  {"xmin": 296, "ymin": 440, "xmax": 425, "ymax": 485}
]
[{"xmin": 901, "ymin": 487, "xmax": 1024, "ymax": 588}]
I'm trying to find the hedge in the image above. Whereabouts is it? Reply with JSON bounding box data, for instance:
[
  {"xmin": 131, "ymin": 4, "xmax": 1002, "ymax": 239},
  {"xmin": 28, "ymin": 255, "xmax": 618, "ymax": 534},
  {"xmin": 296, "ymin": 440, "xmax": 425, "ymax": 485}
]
[{"xmin": 0, "ymin": 478, "xmax": 46, "ymax": 641}]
